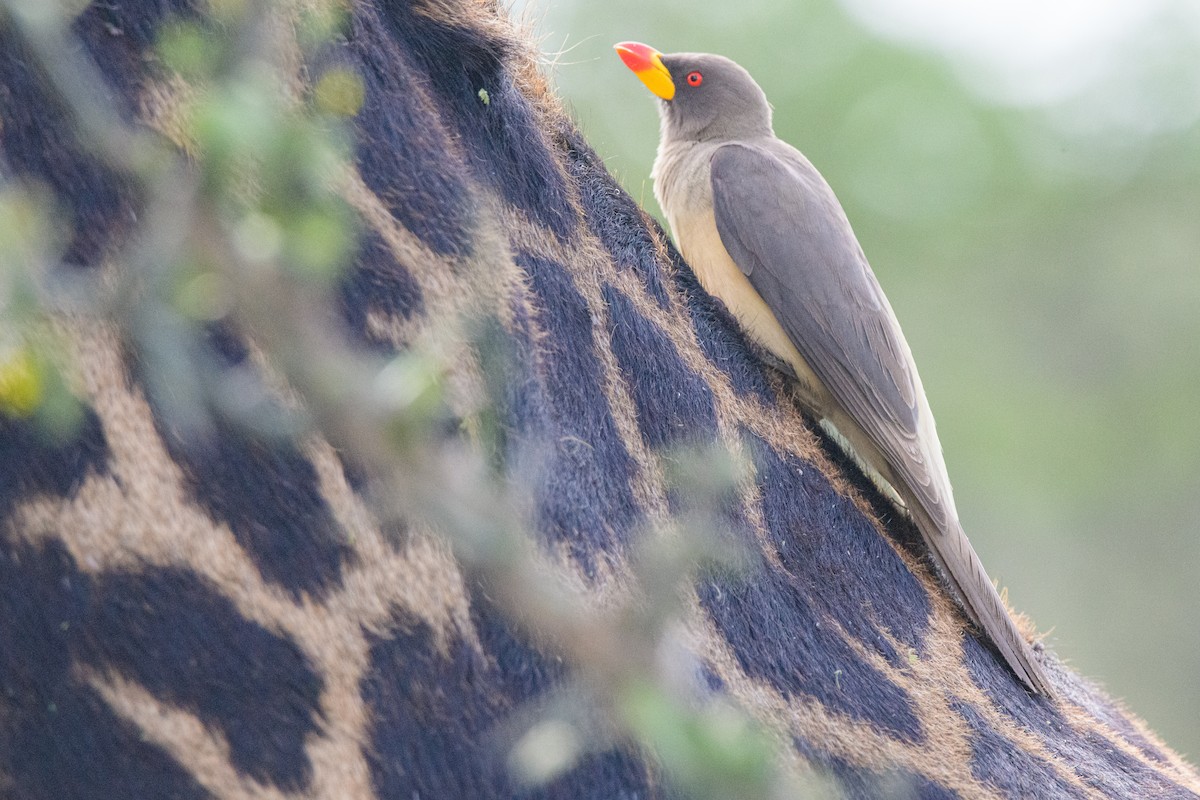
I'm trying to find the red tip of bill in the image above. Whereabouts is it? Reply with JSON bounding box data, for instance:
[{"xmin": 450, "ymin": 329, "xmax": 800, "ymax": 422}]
[{"xmin": 614, "ymin": 41, "xmax": 658, "ymax": 73}]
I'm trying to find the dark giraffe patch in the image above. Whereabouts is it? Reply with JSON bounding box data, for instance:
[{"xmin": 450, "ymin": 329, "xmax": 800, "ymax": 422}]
[
  {"xmin": 156, "ymin": 414, "xmax": 354, "ymax": 599},
  {"xmin": 349, "ymin": 4, "xmax": 474, "ymax": 256},
  {"xmin": 697, "ymin": 429, "xmax": 934, "ymax": 741},
  {"xmin": 603, "ymin": 284, "xmax": 718, "ymax": 450},
  {"xmin": 337, "ymin": 227, "xmax": 425, "ymax": 352},
  {"xmin": 745, "ymin": 430, "xmax": 931, "ymax": 666},
  {"xmin": 0, "ymin": 539, "xmax": 320, "ymax": 795},
  {"xmin": 118, "ymin": 321, "xmax": 356, "ymax": 600},
  {"xmin": 504, "ymin": 253, "xmax": 640, "ymax": 570},
  {"xmin": 362, "ymin": 595, "xmax": 659, "ymax": 799},
  {"xmin": 561, "ymin": 125, "xmax": 671, "ymax": 308},
  {"xmin": 953, "ymin": 701, "xmax": 1087, "ymax": 799},
  {"xmin": 699, "ymin": 557, "xmax": 924, "ymax": 744},
  {"xmin": 200, "ymin": 319, "xmax": 251, "ymax": 365},
  {"xmin": 0, "ymin": 28, "xmax": 141, "ymax": 271},
  {"xmin": 379, "ymin": 2, "xmax": 577, "ymax": 242},
  {"xmin": 0, "ymin": 407, "xmax": 109, "ymax": 520}
]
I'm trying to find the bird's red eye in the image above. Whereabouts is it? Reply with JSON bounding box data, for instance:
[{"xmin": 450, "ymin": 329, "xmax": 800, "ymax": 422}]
[{"xmin": 686, "ymin": 71, "xmax": 703, "ymax": 86}]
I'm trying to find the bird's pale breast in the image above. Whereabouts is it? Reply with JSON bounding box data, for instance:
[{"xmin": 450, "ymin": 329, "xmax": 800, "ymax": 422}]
[
  {"xmin": 672, "ymin": 207, "xmax": 830, "ymax": 401},
  {"xmin": 655, "ymin": 142, "xmax": 828, "ymax": 407}
]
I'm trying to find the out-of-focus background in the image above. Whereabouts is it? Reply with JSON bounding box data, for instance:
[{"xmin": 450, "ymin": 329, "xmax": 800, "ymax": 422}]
[{"xmin": 516, "ymin": 0, "xmax": 1200, "ymax": 758}]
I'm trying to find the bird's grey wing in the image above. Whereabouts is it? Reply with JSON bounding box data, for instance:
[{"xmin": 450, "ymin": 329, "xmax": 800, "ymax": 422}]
[
  {"xmin": 711, "ymin": 143, "xmax": 1053, "ymax": 695},
  {"xmin": 710, "ymin": 142, "xmax": 945, "ymax": 526}
]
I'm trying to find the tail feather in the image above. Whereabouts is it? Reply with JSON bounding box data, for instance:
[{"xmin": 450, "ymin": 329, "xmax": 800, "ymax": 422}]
[{"xmin": 908, "ymin": 498, "xmax": 1052, "ymax": 696}]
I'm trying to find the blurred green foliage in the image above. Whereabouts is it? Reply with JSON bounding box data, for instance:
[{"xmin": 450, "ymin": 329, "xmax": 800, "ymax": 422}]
[
  {"xmin": 0, "ymin": 183, "xmax": 82, "ymax": 436},
  {"xmin": 533, "ymin": 0, "xmax": 1200, "ymax": 758}
]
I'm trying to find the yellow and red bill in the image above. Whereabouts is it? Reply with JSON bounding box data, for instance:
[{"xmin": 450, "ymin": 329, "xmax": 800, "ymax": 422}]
[{"xmin": 614, "ymin": 41, "xmax": 675, "ymax": 100}]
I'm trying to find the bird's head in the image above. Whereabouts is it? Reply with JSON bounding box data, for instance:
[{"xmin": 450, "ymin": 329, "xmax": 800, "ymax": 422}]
[{"xmin": 614, "ymin": 42, "xmax": 773, "ymax": 143}]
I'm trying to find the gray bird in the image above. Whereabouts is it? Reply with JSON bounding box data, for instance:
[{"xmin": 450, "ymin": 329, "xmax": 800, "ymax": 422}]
[{"xmin": 615, "ymin": 41, "xmax": 1050, "ymax": 695}]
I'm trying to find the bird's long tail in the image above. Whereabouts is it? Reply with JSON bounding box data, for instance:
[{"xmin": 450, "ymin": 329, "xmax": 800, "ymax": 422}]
[{"xmin": 906, "ymin": 498, "xmax": 1052, "ymax": 696}]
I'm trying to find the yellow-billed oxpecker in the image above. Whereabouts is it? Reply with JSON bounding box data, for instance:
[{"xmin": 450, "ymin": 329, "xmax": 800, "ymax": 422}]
[{"xmin": 615, "ymin": 41, "xmax": 1050, "ymax": 695}]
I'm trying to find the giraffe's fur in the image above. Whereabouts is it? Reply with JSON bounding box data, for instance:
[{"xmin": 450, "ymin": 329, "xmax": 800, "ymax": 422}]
[{"xmin": 1, "ymin": 1, "xmax": 1198, "ymax": 798}]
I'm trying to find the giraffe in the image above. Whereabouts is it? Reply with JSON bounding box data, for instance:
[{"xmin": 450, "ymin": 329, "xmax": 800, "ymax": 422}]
[{"xmin": 1, "ymin": 1, "xmax": 1197, "ymax": 798}]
